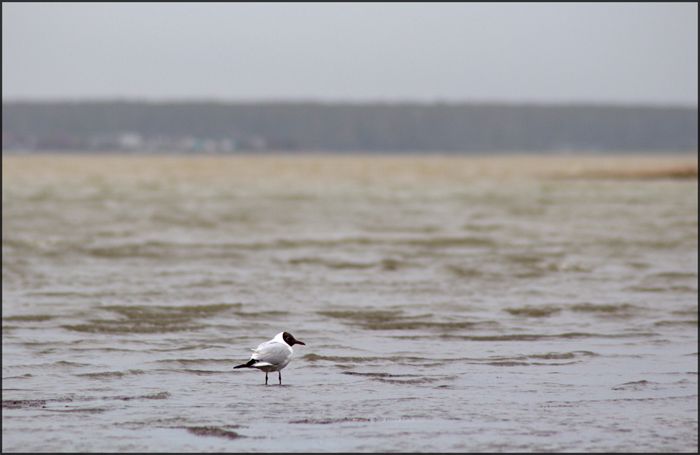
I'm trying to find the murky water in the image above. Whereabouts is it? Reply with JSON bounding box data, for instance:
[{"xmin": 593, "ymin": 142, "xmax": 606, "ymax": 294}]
[{"xmin": 2, "ymin": 153, "xmax": 697, "ymax": 452}]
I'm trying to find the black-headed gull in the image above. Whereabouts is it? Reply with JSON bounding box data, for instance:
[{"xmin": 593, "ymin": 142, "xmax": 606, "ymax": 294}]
[{"xmin": 233, "ymin": 332, "xmax": 305, "ymax": 385}]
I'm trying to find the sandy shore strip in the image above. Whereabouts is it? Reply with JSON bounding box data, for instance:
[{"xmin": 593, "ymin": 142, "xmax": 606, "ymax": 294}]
[{"xmin": 3, "ymin": 152, "xmax": 696, "ymax": 187}]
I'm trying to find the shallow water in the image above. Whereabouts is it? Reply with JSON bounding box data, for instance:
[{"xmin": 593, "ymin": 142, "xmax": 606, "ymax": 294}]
[{"xmin": 2, "ymin": 153, "xmax": 698, "ymax": 452}]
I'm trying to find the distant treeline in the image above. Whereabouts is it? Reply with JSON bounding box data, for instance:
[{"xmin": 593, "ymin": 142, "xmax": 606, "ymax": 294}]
[{"xmin": 2, "ymin": 101, "xmax": 697, "ymax": 152}]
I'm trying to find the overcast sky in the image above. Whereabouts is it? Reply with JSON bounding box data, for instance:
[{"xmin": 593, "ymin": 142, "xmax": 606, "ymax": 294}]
[{"xmin": 2, "ymin": 3, "xmax": 697, "ymax": 106}]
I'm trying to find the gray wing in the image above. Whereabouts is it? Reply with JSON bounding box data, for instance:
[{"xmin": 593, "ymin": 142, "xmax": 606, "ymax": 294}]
[{"xmin": 251, "ymin": 341, "xmax": 292, "ymax": 366}]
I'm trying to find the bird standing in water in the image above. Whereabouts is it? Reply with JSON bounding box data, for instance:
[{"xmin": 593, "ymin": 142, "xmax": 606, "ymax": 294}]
[{"xmin": 233, "ymin": 332, "xmax": 305, "ymax": 385}]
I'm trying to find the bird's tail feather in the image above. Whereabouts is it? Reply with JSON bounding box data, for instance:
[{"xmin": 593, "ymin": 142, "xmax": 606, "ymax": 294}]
[{"xmin": 233, "ymin": 359, "xmax": 257, "ymax": 369}]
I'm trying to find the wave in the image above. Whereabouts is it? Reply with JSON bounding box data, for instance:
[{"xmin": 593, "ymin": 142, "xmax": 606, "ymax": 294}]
[
  {"xmin": 303, "ymin": 350, "xmax": 599, "ymax": 366},
  {"xmin": 439, "ymin": 332, "xmax": 657, "ymax": 341},
  {"xmin": 61, "ymin": 303, "xmax": 241, "ymax": 334},
  {"xmin": 75, "ymin": 369, "xmax": 146, "ymax": 379}
]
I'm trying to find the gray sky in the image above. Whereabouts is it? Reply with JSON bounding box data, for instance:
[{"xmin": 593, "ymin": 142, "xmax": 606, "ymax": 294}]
[{"xmin": 2, "ymin": 2, "xmax": 697, "ymax": 106}]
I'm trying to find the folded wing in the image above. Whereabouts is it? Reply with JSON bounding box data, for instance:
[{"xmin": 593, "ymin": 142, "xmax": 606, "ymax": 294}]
[{"xmin": 252, "ymin": 341, "xmax": 292, "ymax": 366}]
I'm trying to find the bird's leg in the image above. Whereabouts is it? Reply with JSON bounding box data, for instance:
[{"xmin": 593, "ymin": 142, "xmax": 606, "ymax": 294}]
[
  {"xmin": 265, "ymin": 372, "xmax": 268, "ymax": 385},
  {"xmin": 278, "ymin": 371, "xmax": 282, "ymax": 385}
]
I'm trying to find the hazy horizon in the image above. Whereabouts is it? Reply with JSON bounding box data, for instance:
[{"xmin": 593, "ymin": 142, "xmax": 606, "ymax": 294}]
[
  {"xmin": 3, "ymin": 98, "xmax": 698, "ymax": 109},
  {"xmin": 3, "ymin": 3, "xmax": 697, "ymax": 107}
]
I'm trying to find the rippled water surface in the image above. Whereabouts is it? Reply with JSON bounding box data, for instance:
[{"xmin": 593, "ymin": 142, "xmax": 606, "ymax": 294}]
[{"xmin": 2, "ymin": 153, "xmax": 698, "ymax": 452}]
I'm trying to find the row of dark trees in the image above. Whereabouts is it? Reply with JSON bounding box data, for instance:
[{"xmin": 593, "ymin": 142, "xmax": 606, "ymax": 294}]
[{"xmin": 2, "ymin": 101, "xmax": 697, "ymax": 152}]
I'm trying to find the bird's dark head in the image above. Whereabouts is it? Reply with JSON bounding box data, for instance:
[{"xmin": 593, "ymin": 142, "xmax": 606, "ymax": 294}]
[{"xmin": 283, "ymin": 332, "xmax": 305, "ymax": 346}]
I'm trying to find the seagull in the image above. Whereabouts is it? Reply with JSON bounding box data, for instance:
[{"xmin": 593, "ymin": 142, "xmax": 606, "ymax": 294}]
[{"xmin": 233, "ymin": 332, "xmax": 305, "ymax": 385}]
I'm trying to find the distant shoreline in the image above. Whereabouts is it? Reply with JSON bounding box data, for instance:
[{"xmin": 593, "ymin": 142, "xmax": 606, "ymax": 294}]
[
  {"xmin": 3, "ymin": 102, "xmax": 696, "ymax": 153},
  {"xmin": 2, "ymin": 148, "xmax": 697, "ymax": 157}
]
